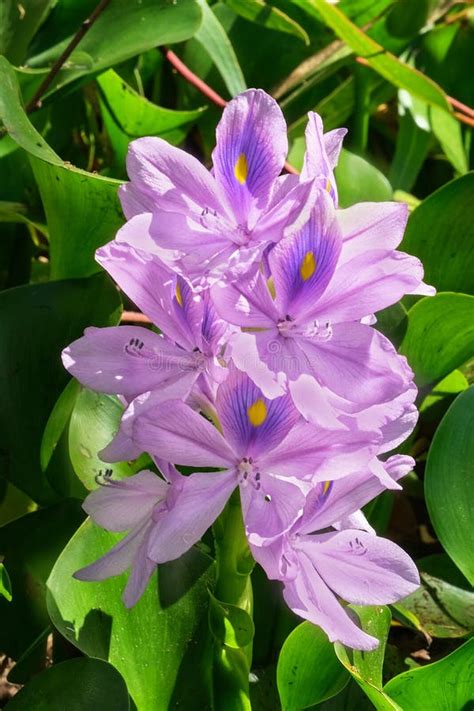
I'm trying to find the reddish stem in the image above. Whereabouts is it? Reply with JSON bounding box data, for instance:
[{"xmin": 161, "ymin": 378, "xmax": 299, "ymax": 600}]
[{"xmin": 161, "ymin": 47, "xmax": 299, "ymax": 174}]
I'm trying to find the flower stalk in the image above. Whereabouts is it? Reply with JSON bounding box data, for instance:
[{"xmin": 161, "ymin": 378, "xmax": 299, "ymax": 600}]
[{"xmin": 212, "ymin": 491, "xmax": 254, "ymax": 711}]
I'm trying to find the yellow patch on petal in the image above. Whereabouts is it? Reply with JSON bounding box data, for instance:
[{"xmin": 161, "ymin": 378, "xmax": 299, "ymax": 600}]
[
  {"xmin": 175, "ymin": 281, "xmax": 183, "ymax": 307},
  {"xmin": 247, "ymin": 399, "xmax": 267, "ymax": 427},
  {"xmin": 325, "ymin": 178, "xmax": 332, "ymax": 193},
  {"xmin": 267, "ymin": 276, "xmax": 276, "ymax": 300},
  {"xmin": 300, "ymin": 251, "xmax": 316, "ymax": 281},
  {"xmin": 234, "ymin": 153, "xmax": 248, "ymax": 184},
  {"xmin": 322, "ymin": 481, "xmax": 331, "ymax": 495}
]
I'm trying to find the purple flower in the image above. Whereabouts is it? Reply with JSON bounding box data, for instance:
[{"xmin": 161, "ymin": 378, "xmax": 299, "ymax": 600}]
[
  {"xmin": 299, "ymin": 111, "xmax": 347, "ymax": 206},
  {"xmin": 114, "ymin": 90, "xmax": 317, "ymax": 286},
  {"xmin": 106, "ymin": 366, "xmax": 379, "ymax": 545},
  {"xmin": 212, "ymin": 191, "xmax": 422, "ymax": 416},
  {"xmin": 250, "ymin": 456, "xmax": 420, "ymax": 650},
  {"xmin": 62, "ymin": 247, "xmax": 227, "ymax": 405},
  {"xmin": 74, "ymin": 465, "xmax": 235, "ymax": 607}
]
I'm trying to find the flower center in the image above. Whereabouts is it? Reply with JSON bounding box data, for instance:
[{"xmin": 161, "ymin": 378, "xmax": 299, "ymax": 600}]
[{"xmin": 237, "ymin": 457, "xmax": 262, "ymax": 491}]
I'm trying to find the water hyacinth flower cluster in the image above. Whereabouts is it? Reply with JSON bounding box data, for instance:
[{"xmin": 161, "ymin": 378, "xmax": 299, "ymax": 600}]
[{"xmin": 62, "ymin": 89, "xmax": 434, "ymax": 651}]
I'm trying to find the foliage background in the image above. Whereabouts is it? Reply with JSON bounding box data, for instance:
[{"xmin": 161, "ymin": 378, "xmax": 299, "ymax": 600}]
[{"xmin": 0, "ymin": 0, "xmax": 473, "ymax": 709}]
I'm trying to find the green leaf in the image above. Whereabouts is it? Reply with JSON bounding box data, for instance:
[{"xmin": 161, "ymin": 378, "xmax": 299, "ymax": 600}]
[
  {"xmin": 402, "ymin": 173, "xmax": 474, "ymax": 295},
  {"xmin": 400, "ymin": 294, "xmax": 474, "ymax": 388},
  {"xmin": 384, "ymin": 637, "xmax": 474, "ymax": 710},
  {"xmin": 223, "ymin": 0, "xmax": 309, "ymax": 45},
  {"xmin": 68, "ymin": 388, "xmax": 148, "ymax": 491},
  {"xmin": 398, "ymin": 554, "xmax": 474, "ymax": 638},
  {"xmin": 425, "ymin": 387, "xmax": 474, "ymax": 586},
  {"xmin": 98, "ymin": 69, "xmax": 206, "ymax": 137},
  {"xmin": 0, "ymin": 1, "xmax": 55, "ymax": 66},
  {"xmin": 0, "ymin": 56, "xmax": 62, "ymax": 165},
  {"xmin": 40, "ymin": 379, "xmax": 81, "ymax": 472},
  {"xmin": 277, "ymin": 622, "xmax": 349, "ymax": 710},
  {"xmin": 334, "ymin": 606, "xmax": 401, "ymax": 711},
  {"xmin": 0, "ymin": 562, "xmax": 12, "ymax": 602},
  {"xmin": 0, "ymin": 501, "xmax": 85, "ymax": 660},
  {"xmin": 335, "ymin": 149, "xmax": 393, "ymax": 208},
  {"xmin": 0, "ymin": 273, "xmax": 121, "ymax": 503},
  {"xmin": 4, "ymin": 658, "xmax": 129, "ymax": 711},
  {"xmin": 294, "ymin": 0, "xmax": 451, "ymax": 112},
  {"xmin": 430, "ymin": 104, "xmax": 468, "ymax": 176},
  {"xmin": 389, "ymin": 110, "xmax": 431, "ymax": 192},
  {"xmin": 30, "ymin": 157, "xmax": 124, "ymax": 279},
  {"xmin": 26, "ymin": 0, "xmax": 203, "ymax": 98},
  {"xmin": 419, "ymin": 370, "xmax": 468, "ymax": 426},
  {"xmin": 209, "ymin": 591, "xmax": 255, "ymax": 648},
  {"xmin": 195, "ymin": 0, "xmax": 246, "ymax": 97},
  {"xmin": 47, "ymin": 519, "xmax": 215, "ymax": 711}
]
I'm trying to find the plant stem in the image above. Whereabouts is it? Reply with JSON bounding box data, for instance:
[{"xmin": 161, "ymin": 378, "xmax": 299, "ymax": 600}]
[
  {"xmin": 26, "ymin": 0, "xmax": 112, "ymax": 113},
  {"xmin": 212, "ymin": 491, "xmax": 254, "ymax": 711}
]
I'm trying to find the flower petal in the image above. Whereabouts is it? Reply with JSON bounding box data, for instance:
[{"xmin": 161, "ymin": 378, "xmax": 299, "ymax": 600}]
[
  {"xmin": 147, "ymin": 470, "xmax": 237, "ymax": 563},
  {"xmin": 240, "ymin": 472, "xmax": 305, "ymax": 541},
  {"xmin": 62, "ymin": 326, "xmax": 199, "ymax": 402},
  {"xmin": 216, "ymin": 364, "xmax": 300, "ymax": 459},
  {"xmin": 296, "ymin": 323, "xmax": 411, "ymax": 408},
  {"xmin": 133, "ymin": 399, "xmax": 236, "ymax": 467},
  {"xmin": 283, "ymin": 554, "xmax": 379, "ymax": 651},
  {"xmin": 301, "ymin": 112, "xmax": 347, "ymax": 205},
  {"xmin": 313, "ymin": 249, "xmax": 427, "ymax": 323},
  {"xmin": 123, "ymin": 136, "xmax": 228, "ymax": 217},
  {"xmin": 96, "ymin": 241, "xmax": 198, "ymax": 350},
  {"xmin": 122, "ymin": 524, "xmax": 156, "ymax": 608},
  {"xmin": 298, "ymin": 455, "xmax": 414, "ymax": 534},
  {"xmin": 337, "ymin": 201, "xmax": 408, "ymax": 262},
  {"xmin": 74, "ymin": 520, "xmax": 148, "ymax": 582},
  {"xmin": 299, "ymin": 529, "xmax": 420, "ymax": 605},
  {"xmin": 211, "ymin": 270, "xmax": 279, "ymax": 329},
  {"xmin": 83, "ymin": 470, "xmax": 168, "ymax": 532},
  {"xmin": 269, "ymin": 195, "xmax": 341, "ymax": 322},
  {"xmin": 212, "ymin": 89, "xmax": 288, "ymax": 226}
]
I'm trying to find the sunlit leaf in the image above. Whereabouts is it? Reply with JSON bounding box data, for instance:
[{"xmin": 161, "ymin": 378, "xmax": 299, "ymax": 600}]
[
  {"xmin": 277, "ymin": 622, "xmax": 349, "ymax": 710},
  {"xmin": 385, "ymin": 638, "xmax": 474, "ymax": 710},
  {"xmin": 425, "ymin": 387, "xmax": 474, "ymax": 587}
]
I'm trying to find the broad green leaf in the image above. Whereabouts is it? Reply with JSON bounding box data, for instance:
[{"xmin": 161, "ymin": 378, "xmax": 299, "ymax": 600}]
[
  {"xmin": 68, "ymin": 388, "xmax": 149, "ymax": 491},
  {"xmin": 209, "ymin": 591, "xmax": 255, "ymax": 649},
  {"xmin": 335, "ymin": 149, "xmax": 393, "ymax": 208},
  {"xmin": 402, "ymin": 174, "xmax": 474, "ymax": 295},
  {"xmin": 40, "ymin": 379, "xmax": 81, "ymax": 472},
  {"xmin": 47, "ymin": 519, "xmax": 215, "ymax": 711},
  {"xmin": 425, "ymin": 387, "xmax": 474, "ymax": 586},
  {"xmin": 26, "ymin": 0, "xmax": 203, "ymax": 98},
  {"xmin": 294, "ymin": 0, "xmax": 451, "ymax": 112},
  {"xmin": 277, "ymin": 622, "xmax": 349, "ymax": 710},
  {"xmin": 335, "ymin": 606, "xmax": 401, "ymax": 711},
  {"xmin": 195, "ymin": 0, "xmax": 246, "ymax": 97},
  {"xmin": 0, "ymin": 501, "xmax": 84, "ymax": 660},
  {"xmin": 0, "ymin": 273, "xmax": 121, "ymax": 503},
  {"xmin": 5, "ymin": 658, "xmax": 129, "ymax": 711},
  {"xmin": 399, "ymin": 554, "xmax": 474, "ymax": 638},
  {"xmin": 0, "ymin": 56, "xmax": 61, "ymax": 165},
  {"xmin": 0, "ymin": 562, "xmax": 12, "ymax": 602},
  {"xmin": 98, "ymin": 69, "xmax": 206, "ymax": 136},
  {"xmin": 223, "ymin": 0, "xmax": 309, "ymax": 45},
  {"xmin": 400, "ymin": 294, "xmax": 474, "ymax": 388},
  {"xmin": 384, "ymin": 637, "xmax": 474, "ymax": 710},
  {"xmin": 0, "ymin": 1, "xmax": 55, "ymax": 66},
  {"xmin": 30, "ymin": 157, "xmax": 124, "ymax": 279}
]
